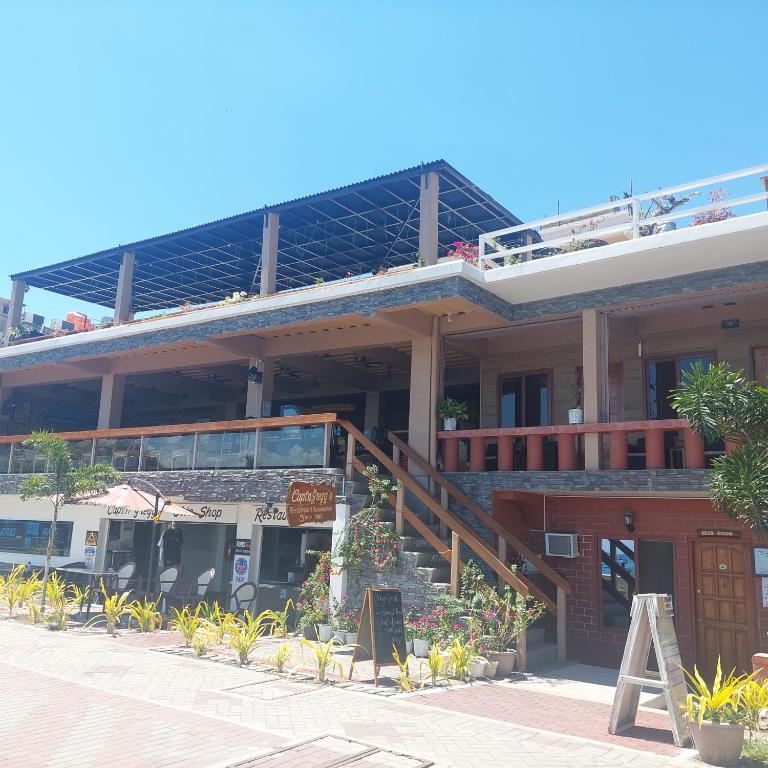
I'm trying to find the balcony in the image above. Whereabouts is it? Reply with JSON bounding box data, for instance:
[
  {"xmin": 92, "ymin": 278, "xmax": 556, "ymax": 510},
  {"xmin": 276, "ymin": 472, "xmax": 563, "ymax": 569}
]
[
  {"xmin": 437, "ymin": 419, "xmax": 727, "ymax": 473},
  {"xmin": 0, "ymin": 414, "xmax": 337, "ymax": 475}
]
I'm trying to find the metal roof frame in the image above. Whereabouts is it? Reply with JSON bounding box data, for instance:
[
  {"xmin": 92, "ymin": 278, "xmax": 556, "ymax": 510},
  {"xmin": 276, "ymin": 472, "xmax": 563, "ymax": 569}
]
[{"xmin": 12, "ymin": 160, "xmax": 521, "ymax": 312}]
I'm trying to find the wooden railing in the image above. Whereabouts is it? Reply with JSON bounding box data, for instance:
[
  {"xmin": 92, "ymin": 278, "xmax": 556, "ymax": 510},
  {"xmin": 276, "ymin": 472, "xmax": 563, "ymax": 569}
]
[
  {"xmin": 389, "ymin": 431, "xmax": 570, "ymax": 663},
  {"xmin": 437, "ymin": 418, "xmax": 708, "ymax": 472},
  {"xmin": 339, "ymin": 419, "xmax": 568, "ymax": 664}
]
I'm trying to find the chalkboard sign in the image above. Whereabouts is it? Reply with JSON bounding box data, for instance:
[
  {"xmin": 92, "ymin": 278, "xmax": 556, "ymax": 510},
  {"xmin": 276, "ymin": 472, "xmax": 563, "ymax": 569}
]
[{"xmin": 348, "ymin": 588, "xmax": 407, "ymax": 685}]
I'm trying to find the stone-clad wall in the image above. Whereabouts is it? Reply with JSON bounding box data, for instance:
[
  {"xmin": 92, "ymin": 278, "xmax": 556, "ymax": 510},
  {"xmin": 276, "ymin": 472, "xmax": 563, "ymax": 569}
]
[{"xmin": 0, "ymin": 468, "xmax": 346, "ymax": 502}]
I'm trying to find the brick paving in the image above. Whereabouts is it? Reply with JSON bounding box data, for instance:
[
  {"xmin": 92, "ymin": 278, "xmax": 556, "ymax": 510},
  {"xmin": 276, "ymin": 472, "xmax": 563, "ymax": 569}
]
[{"xmin": 0, "ymin": 620, "xmax": 694, "ymax": 768}]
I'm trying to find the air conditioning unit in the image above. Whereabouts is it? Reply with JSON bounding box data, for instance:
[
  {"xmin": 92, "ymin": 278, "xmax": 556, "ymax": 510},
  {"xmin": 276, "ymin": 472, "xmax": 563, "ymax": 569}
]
[
  {"xmin": 545, "ymin": 532, "xmax": 579, "ymax": 558},
  {"xmin": 51, "ymin": 319, "xmax": 75, "ymax": 332}
]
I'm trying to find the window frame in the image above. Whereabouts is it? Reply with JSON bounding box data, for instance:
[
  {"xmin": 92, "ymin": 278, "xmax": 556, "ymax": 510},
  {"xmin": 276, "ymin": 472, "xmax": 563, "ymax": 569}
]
[
  {"xmin": 497, "ymin": 368, "xmax": 553, "ymax": 428},
  {"xmin": 644, "ymin": 350, "xmax": 717, "ymax": 420}
]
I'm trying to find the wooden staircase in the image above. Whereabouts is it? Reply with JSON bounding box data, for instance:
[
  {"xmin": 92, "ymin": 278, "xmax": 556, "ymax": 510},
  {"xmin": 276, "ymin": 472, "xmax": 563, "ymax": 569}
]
[{"xmin": 338, "ymin": 420, "xmax": 572, "ymax": 665}]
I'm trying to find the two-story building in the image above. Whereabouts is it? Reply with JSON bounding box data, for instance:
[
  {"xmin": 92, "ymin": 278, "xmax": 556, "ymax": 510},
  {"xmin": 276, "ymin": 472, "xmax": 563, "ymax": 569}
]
[{"xmin": 1, "ymin": 160, "xmax": 767, "ymax": 674}]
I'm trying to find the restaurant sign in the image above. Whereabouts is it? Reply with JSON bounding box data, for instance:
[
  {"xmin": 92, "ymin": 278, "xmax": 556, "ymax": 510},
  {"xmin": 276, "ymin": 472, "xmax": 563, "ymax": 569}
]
[
  {"xmin": 286, "ymin": 481, "xmax": 336, "ymax": 527},
  {"xmin": 698, "ymin": 528, "xmax": 741, "ymax": 538}
]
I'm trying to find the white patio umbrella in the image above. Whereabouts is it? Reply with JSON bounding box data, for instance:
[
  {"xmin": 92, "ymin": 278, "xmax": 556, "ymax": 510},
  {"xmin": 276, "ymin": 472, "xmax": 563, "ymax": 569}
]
[{"xmin": 72, "ymin": 483, "xmax": 200, "ymax": 521}]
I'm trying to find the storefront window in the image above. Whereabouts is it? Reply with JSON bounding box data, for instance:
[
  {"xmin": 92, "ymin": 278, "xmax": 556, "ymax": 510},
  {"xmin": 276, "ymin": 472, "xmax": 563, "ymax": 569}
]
[
  {"xmin": 259, "ymin": 425, "xmax": 325, "ymax": 468},
  {"xmin": 259, "ymin": 527, "xmax": 332, "ymax": 583},
  {"xmin": 0, "ymin": 519, "xmax": 73, "ymax": 557},
  {"xmin": 600, "ymin": 538, "xmax": 636, "ymax": 630}
]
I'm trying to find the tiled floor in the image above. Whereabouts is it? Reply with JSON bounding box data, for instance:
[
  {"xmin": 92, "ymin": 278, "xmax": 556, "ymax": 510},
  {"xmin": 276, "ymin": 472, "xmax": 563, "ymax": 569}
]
[{"xmin": 0, "ymin": 620, "xmax": 694, "ymax": 768}]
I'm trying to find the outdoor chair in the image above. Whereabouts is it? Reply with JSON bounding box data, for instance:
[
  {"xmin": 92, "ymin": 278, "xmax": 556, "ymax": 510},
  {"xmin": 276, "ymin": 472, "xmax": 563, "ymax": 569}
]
[
  {"xmin": 157, "ymin": 566, "xmax": 179, "ymax": 613},
  {"xmin": 183, "ymin": 567, "xmax": 215, "ymax": 606},
  {"xmin": 231, "ymin": 581, "xmax": 257, "ymax": 616},
  {"xmin": 110, "ymin": 561, "xmax": 136, "ymax": 594}
]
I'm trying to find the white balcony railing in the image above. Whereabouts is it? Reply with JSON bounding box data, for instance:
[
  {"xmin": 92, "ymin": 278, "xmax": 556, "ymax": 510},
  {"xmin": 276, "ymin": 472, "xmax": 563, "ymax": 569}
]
[{"xmin": 478, "ymin": 163, "xmax": 768, "ymax": 267}]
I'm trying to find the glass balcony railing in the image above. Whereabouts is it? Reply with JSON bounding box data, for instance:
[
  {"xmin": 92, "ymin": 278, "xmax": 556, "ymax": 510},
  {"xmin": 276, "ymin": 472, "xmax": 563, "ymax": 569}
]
[{"xmin": 0, "ymin": 414, "xmax": 336, "ymax": 475}]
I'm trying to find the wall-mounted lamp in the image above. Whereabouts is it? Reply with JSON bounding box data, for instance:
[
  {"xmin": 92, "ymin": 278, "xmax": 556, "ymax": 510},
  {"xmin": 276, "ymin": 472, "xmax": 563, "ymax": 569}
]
[
  {"xmin": 623, "ymin": 509, "xmax": 635, "ymax": 534},
  {"xmin": 247, "ymin": 367, "xmax": 263, "ymax": 384}
]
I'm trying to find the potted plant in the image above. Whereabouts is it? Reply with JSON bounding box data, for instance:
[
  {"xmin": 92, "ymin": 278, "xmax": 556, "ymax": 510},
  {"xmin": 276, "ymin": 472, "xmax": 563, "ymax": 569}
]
[
  {"xmin": 683, "ymin": 658, "xmax": 750, "ymax": 766},
  {"xmin": 437, "ymin": 398, "xmax": 469, "ymax": 432},
  {"xmin": 566, "ymin": 382, "xmax": 583, "ymax": 425}
]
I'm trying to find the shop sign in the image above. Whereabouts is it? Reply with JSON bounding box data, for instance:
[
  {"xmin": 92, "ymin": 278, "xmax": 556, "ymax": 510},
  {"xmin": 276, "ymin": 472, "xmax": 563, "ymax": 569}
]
[
  {"xmin": 286, "ymin": 482, "xmax": 336, "ymax": 527},
  {"xmin": 231, "ymin": 538, "xmax": 251, "ymax": 586},
  {"xmin": 84, "ymin": 546, "xmax": 96, "ymax": 570},
  {"xmin": 253, "ymin": 505, "xmax": 289, "ymax": 525},
  {"xmin": 178, "ymin": 504, "xmax": 238, "ymax": 524},
  {"xmin": 698, "ymin": 528, "xmax": 741, "ymax": 538},
  {"xmin": 234, "ymin": 539, "xmax": 251, "ymax": 556},
  {"xmin": 85, "ymin": 530, "xmax": 98, "ymax": 546}
]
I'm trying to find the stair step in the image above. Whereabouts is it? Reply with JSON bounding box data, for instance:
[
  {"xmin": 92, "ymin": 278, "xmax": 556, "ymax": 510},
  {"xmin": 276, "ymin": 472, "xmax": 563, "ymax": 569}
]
[
  {"xmin": 416, "ymin": 565, "xmax": 451, "ymax": 583},
  {"xmin": 399, "ymin": 536, "xmax": 433, "ymax": 552},
  {"xmin": 524, "ymin": 642, "xmax": 558, "ymax": 670}
]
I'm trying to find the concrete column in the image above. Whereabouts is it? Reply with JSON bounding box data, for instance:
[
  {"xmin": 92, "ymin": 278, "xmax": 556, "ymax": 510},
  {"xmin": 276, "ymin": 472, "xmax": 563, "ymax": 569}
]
[
  {"xmin": 582, "ymin": 309, "xmax": 608, "ymax": 470},
  {"xmin": 113, "ymin": 251, "xmax": 135, "ymax": 324},
  {"xmin": 408, "ymin": 316, "xmax": 441, "ymax": 468},
  {"xmin": 418, "ymin": 171, "xmax": 440, "ymax": 266},
  {"xmin": 259, "ymin": 213, "xmax": 280, "ymax": 297},
  {"xmin": 245, "ymin": 357, "xmax": 275, "ymax": 418},
  {"xmin": 4, "ymin": 279, "xmax": 26, "ymax": 345},
  {"xmin": 97, "ymin": 374, "xmax": 126, "ymax": 429},
  {"xmin": 330, "ymin": 501, "xmax": 349, "ymax": 609}
]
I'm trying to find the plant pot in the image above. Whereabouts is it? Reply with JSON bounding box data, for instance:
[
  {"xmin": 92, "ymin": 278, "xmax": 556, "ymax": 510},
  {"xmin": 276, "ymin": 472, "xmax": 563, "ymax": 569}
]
[
  {"xmin": 413, "ymin": 638, "xmax": 431, "ymax": 657},
  {"xmin": 469, "ymin": 659, "xmax": 486, "ymax": 679},
  {"xmin": 318, "ymin": 624, "xmax": 334, "ymax": 642},
  {"xmin": 333, "ymin": 630, "xmax": 347, "ymax": 644},
  {"xmin": 483, "ymin": 660, "xmax": 499, "ymax": 678},
  {"xmin": 405, "ymin": 640, "xmax": 414, "ymax": 654},
  {"xmin": 443, "ymin": 418, "xmax": 457, "ymax": 432},
  {"xmin": 344, "ymin": 631, "xmax": 358, "ymax": 645},
  {"xmin": 567, "ymin": 408, "xmax": 584, "ymax": 425},
  {"xmin": 487, "ymin": 649, "xmax": 517, "ymax": 676},
  {"xmin": 690, "ymin": 720, "xmax": 744, "ymax": 766},
  {"xmin": 302, "ymin": 625, "xmax": 317, "ymax": 640}
]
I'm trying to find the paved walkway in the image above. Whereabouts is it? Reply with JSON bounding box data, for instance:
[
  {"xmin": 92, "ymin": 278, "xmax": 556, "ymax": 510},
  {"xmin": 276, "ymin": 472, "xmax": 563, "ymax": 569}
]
[{"xmin": 0, "ymin": 620, "xmax": 694, "ymax": 768}]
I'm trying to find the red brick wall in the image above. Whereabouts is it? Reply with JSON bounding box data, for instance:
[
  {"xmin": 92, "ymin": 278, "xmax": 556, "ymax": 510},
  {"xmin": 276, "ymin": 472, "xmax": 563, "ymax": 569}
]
[{"xmin": 497, "ymin": 495, "xmax": 768, "ymax": 669}]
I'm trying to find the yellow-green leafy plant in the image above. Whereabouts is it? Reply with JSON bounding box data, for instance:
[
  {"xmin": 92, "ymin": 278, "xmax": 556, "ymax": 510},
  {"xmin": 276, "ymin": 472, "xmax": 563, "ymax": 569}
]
[
  {"xmin": 1, "ymin": 564, "xmax": 28, "ymax": 617},
  {"xmin": 200, "ymin": 602, "xmax": 233, "ymax": 644},
  {"xmin": 392, "ymin": 645, "xmax": 416, "ymax": 693},
  {"xmin": 423, "ymin": 643, "xmax": 447, "ymax": 687},
  {"xmin": 85, "ymin": 580, "xmax": 131, "ymax": 635},
  {"xmin": 261, "ymin": 599, "xmax": 295, "ymax": 638},
  {"xmin": 682, "ymin": 658, "xmax": 751, "ymax": 726},
  {"xmin": 272, "ymin": 642, "xmax": 292, "ymax": 673},
  {"xmin": 47, "ymin": 581, "xmax": 90, "ymax": 631},
  {"xmin": 301, "ymin": 636, "xmax": 344, "ymax": 683},
  {"xmin": 228, "ymin": 611, "xmax": 269, "ymax": 665},
  {"xmin": 17, "ymin": 573, "xmax": 42, "ymax": 622},
  {"xmin": 169, "ymin": 604, "xmax": 204, "ymax": 646},
  {"xmin": 191, "ymin": 623, "xmax": 216, "ymax": 657},
  {"xmin": 126, "ymin": 596, "xmax": 163, "ymax": 633},
  {"xmin": 447, "ymin": 638, "xmax": 473, "ymax": 682},
  {"xmin": 739, "ymin": 678, "xmax": 768, "ymax": 735}
]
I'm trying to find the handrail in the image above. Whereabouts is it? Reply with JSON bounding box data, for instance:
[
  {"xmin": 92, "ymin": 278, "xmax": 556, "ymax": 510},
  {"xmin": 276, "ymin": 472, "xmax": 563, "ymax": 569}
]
[
  {"xmin": 389, "ymin": 430, "xmax": 571, "ymax": 595},
  {"xmin": 339, "ymin": 419, "xmax": 556, "ymax": 612},
  {"xmin": 0, "ymin": 413, "xmax": 338, "ymax": 445},
  {"xmin": 437, "ymin": 418, "xmax": 689, "ymax": 439}
]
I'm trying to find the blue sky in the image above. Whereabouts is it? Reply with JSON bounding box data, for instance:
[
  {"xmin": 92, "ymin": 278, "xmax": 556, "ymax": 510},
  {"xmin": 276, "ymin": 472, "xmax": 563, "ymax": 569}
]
[{"xmin": 1, "ymin": 1, "xmax": 766, "ymax": 321}]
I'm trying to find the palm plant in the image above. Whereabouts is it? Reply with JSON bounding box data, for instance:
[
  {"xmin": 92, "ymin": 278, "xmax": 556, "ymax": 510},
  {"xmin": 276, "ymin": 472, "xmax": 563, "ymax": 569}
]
[
  {"xmin": 200, "ymin": 602, "xmax": 232, "ymax": 644},
  {"xmin": 228, "ymin": 611, "xmax": 269, "ymax": 665},
  {"xmin": 391, "ymin": 645, "xmax": 416, "ymax": 693},
  {"xmin": 671, "ymin": 362, "xmax": 768, "ymax": 535},
  {"xmin": 301, "ymin": 636, "xmax": 344, "ymax": 683},
  {"xmin": 423, "ymin": 643, "xmax": 447, "ymax": 687},
  {"xmin": 260, "ymin": 599, "xmax": 295, "ymax": 638},
  {"xmin": 85, "ymin": 580, "xmax": 131, "ymax": 634},
  {"xmin": 18, "ymin": 431, "xmax": 120, "ymax": 609},
  {"xmin": 447, "ymin": 638, "xmax": 472, "ymax": 681},
  {"xmin": 169, "ymin": 604, "xmax": 204, "ymax": 646},
  {"xmin": 1, "ymin": 564, "xmax": 29, "ymax": 617},
  {"xmin": 683, "ymin": 658, "xmax": 751, "ymax": 726},
  {"xmin": 272, "ymin": 642, "xmax": 292, "ymax": 673},
  {"xmin": 126, "ymin": 596, "xmax": 163, "ymax": 632}
]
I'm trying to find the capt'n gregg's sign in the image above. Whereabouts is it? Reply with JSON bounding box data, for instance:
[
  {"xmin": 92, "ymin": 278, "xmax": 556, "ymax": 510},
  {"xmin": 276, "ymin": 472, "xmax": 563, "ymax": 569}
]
[{"xmin": 286, "ymin": 481, "xmax": 336, "ymax": 527}]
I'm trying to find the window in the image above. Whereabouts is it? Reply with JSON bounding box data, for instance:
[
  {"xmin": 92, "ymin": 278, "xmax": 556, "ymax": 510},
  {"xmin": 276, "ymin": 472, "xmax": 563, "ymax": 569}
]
[
  {"xmin": 0, "ymin": 519, "xmax": 73, "ymax": 557},
  {"xmin": 500, "ymin": 372, "xmax": 550, "ymax": 427},
  {"xmin": 647, "ymin": 354, "xmax": 712, "ymax": 419},
  {"xmin": 600, "ymin": 537, "xmax": 675, "ymax": 630}
]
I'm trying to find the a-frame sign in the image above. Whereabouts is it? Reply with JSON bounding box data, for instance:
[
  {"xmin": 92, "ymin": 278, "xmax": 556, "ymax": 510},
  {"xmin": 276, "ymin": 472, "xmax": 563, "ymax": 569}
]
[{"xmin": 609, "ymin": 593, "xmax": 692, "ymax": 748}]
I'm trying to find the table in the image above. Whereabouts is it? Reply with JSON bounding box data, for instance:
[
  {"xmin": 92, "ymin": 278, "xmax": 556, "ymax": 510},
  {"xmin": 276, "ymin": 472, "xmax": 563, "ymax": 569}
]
[{"xmin": 55, "ymin": 568, "xmax": 115, "ymax": 619}]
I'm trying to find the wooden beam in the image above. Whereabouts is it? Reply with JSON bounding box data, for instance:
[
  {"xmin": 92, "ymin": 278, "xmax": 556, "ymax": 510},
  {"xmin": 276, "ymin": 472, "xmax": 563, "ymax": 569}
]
[{"xmin": 374, "ymin": 308, "xmax": 433, "ymax": 337}]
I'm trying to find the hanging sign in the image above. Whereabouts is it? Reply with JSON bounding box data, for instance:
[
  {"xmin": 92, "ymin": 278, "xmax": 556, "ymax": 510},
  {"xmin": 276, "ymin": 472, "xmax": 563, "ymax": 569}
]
[
  {"xmin": 286, "ymin": 482, "xmax": 336, "ymax": 527},
  {"xmin": 698, "ymin": 528, "xmax": 741, "ymax": 538},
  {"xmin": 231, "ymin": 538, "xmax": 251, "ymax": 587},
  {"xmin": 348, "ymin": 588, "xmax": 407, "ymax": 686},
  {"xmin": 84, "ymin": 530, "xmax": 98, "ymax": 546}
]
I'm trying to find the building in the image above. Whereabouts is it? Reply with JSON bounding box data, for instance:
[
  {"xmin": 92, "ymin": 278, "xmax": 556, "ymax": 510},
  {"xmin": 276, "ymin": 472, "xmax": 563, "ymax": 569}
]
[{"xmin": 0, "ymin": 160, "xmax": 767, "ymax": 674}]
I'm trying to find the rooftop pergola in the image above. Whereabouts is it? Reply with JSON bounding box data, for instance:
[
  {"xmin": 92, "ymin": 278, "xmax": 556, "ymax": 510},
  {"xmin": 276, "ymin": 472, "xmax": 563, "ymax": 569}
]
[{"xmin": 7, "ymin": 161, "xmax": 520, "ymax": 326}]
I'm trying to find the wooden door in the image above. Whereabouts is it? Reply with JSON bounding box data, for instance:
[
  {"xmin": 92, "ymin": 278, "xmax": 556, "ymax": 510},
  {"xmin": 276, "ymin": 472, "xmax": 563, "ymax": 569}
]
[
  {"xmin": 754, "ymin": 347, "xmax": 768, "ymax": 385},
  {"xmin": 693, "ymin": 541, "xmax": 756, "ymax": 676}
]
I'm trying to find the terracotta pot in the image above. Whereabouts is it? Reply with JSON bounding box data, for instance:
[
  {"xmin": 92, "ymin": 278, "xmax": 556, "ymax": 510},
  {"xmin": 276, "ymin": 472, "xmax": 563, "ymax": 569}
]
[
  {"xmin": 690, "ymin": 721, "xmax": 744, "ymax": 766},
  {"xmin": 487, "ymin": 649, "xmax": 517, "ymax": 676}
]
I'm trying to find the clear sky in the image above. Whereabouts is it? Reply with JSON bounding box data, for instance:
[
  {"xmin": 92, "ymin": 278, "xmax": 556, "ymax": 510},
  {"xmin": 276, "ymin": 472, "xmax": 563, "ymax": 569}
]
[{"xmin": 1, "ymin": 0, "xmax": 766, "ymax": 321}]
